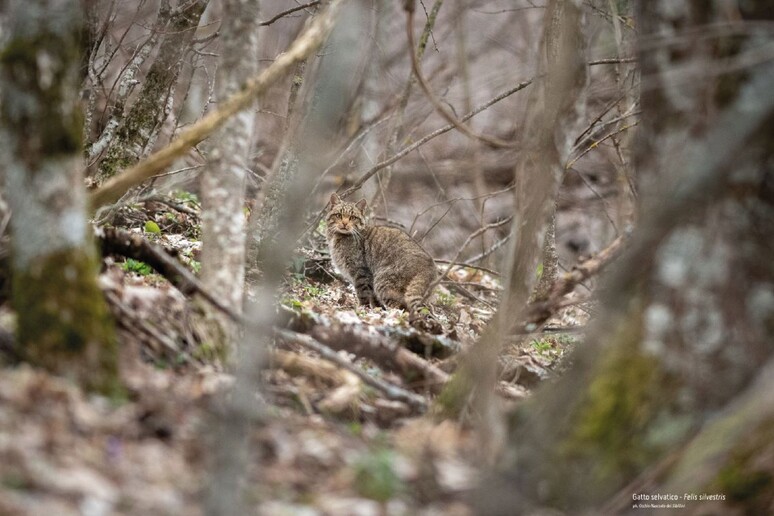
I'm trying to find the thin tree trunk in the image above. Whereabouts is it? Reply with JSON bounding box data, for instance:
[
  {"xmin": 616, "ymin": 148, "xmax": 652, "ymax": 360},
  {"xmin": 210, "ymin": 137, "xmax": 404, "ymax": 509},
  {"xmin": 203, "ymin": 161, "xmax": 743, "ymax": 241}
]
[
  {"xmin": 246, "ymin": 1, "xmax": 372, "ymax": 266},
  {"xmin": 199, "ymin": 0, "xmax": 259, "ymax": 341},
  {"xmin": 1, "ymin": 0, "xmax": 120, "ymax": 394},
  {"xmin": 437, "ymin": 0, "xmax": 587, "ymax": 439},
  {"xmin": 204, "ymin": 2, "xmax": 365, "ymax": 513}
]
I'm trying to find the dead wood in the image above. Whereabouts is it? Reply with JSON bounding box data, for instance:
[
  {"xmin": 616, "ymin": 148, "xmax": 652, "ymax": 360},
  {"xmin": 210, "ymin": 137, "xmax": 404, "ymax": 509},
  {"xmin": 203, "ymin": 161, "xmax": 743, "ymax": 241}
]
[
  {"xmin": 97, "ymin": 227, "xmax": 241, "ymax": 323},
  {"xmin": 519, "ymin": 232, "xmax": 628, "ymax": 331},
  {"xmin": 279, "ymin": 307, "xmax": 451, "ymax": 394},
  {"xmin": 275, "ymin": 328, "xmax": 428, "ymax": 413},
  {"xmin": 271, "ymin": 348, "xmax": 362, "ymax": 415}
]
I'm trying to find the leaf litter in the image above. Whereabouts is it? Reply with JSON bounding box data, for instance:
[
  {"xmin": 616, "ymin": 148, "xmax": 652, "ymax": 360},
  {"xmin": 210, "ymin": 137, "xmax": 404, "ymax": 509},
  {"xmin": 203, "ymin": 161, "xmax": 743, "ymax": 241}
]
[{"xmin": 0, "ymin": 194, "xmax": 588, "ymax": 515}]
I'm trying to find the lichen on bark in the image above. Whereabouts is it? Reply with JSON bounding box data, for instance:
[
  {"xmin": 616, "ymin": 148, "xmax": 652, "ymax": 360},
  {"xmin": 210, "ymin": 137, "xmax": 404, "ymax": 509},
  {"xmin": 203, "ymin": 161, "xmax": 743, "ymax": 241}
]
[{"xmin": 0, "ymin": 25, "xmax": 83, "ymax": 163}]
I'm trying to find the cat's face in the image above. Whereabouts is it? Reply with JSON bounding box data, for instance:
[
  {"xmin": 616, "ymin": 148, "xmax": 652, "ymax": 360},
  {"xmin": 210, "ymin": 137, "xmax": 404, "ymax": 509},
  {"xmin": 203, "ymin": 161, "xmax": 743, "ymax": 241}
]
[{"xmin": 327, "ymin": 193, "xmax": 367, "ymax": 235}]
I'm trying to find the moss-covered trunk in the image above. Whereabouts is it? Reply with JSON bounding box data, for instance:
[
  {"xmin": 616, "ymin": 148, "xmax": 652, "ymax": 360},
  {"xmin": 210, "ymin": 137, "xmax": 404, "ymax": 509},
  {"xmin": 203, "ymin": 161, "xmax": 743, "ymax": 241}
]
[
  {"xmin": 93, "ymin": 0, "xmax": 208, "ymax": 184},
  {"xmin": 1, "ymin": 0, "xmax": 120, "ymax": 394},
  {"xmin": 477, "ymin": 2, "xmax": 774, "ymax": 514}
]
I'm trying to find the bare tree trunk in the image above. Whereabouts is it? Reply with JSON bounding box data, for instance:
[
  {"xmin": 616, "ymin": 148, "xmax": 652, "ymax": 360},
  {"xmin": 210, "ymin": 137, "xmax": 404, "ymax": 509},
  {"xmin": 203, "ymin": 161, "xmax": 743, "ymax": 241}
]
[
  {"xmin": 476, "ymin": 3, "xmax": 774, "ymax": 513},
  {"xmin": 0, "ymin": 0, "xmax": 120, "ymax": 394},
  {"xmin": 94, "ymin": 0, "xmax": 208, "ymax": 184},
  {"xmin": 246, "ymin": 1, "xmax": 372, "ymax": 265},
  {"xmin": 199, "ymin": 0, "xmax": 259, "ymax": 341},
  {"xmin": 437, "ymin": 0, "xmax": 587, "ymax": 436},
  {"xmin": 204, "ymin": 2, "xmax": 367, "ymax": 513}
]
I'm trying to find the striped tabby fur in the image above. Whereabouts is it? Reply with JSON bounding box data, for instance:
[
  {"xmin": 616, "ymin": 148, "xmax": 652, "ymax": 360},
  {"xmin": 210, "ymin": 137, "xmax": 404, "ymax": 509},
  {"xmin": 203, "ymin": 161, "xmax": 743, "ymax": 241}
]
[{"xmin": 326, "ymin": 193, "xmax": 439, "ymax": 331}]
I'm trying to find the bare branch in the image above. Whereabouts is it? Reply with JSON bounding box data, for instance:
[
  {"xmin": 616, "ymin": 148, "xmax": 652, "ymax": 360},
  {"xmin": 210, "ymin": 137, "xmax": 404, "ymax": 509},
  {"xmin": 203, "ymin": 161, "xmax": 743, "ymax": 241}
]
[
  {"xmin": 340, "ymin": 77, "xmax": 533, "ymax": 198},
  {"xmin": 90, "ymin": 0, "xmax": 347, "ymax": 210},
  {"xmin": 259, "ymin": 1, "xmax": 320, "ymax": 26},
  {"xmin": 403, "ymin": 1, "xmax": 516, "ymax": 149}
]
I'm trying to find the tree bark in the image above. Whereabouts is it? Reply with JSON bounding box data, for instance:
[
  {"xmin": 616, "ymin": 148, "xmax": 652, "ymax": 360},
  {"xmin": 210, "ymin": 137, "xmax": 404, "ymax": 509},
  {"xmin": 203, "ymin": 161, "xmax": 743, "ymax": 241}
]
[
  {"xmin": 436, "ymin": 0, "xmax": 587, "ymax": 433},
  {"xmin": 94, "ymin": 0, "xmax": 208, "ymax": 185},
  {"xmin": 199, "ymin": 0, "xmax": 259, "ymax": 339},
  {"xmin": 204, "ymin": 1, "xmax": 364, "ymax": 513},
  {"xmin": 0, "ymin": 0, "xmax": 120, "ymax": 394},
  {"xmin": 477, "ymin": 3, "xmax": 774, "ymax": 513}
]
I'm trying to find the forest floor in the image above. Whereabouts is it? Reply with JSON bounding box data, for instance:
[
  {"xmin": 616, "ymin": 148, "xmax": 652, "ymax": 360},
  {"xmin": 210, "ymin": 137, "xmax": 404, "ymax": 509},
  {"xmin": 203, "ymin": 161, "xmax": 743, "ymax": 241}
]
[{"xmin": 0, "ymin": 193, "xmax": 590, "ymax": 515}]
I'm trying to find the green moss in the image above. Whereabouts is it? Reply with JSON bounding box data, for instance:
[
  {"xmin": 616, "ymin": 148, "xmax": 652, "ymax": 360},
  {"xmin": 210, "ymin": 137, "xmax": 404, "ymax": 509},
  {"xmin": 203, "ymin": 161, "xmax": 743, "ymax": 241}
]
[
  {"xmin": 434, "ymin": 366, "xmax": 473, "ymax": 418},
  {"xmin": 94, "ymin": 1, "xmax": 207, "ymax": 184},
  {"xmin": 12, "ymin": 248, "xmax": 122, "ymax": 396},
  {"xmin": 718, "ymin": 468, "xmax": 771, "ymax": 502},
  {"xmin": 713, "ymin": 420, "xmax": 774, "ymax": 508},
  {"xmin": 561, "ymin": 315, "xmax": 672, "ymax": 483},
  {"xmin": 353, "ymin": 448, "xmax": 404, "ymax": 502},
  {"xmin": 192, "ymin": 340, "xmax": 226, "ymax": 363}
]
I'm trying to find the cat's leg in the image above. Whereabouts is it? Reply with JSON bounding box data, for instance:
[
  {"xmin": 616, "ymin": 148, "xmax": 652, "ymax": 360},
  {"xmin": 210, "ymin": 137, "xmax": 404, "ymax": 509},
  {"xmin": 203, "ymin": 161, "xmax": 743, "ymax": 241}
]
[
  {"xmin": 354, "ymin": 266, "xmax": 380, "ymax": 308},
  {"xmin": 405, "ymin": 272, "xmax": 442, "ymax": 333},
  {"xmin": 372, "ymin": 274, "xmax": 406, "ymax": 310}
]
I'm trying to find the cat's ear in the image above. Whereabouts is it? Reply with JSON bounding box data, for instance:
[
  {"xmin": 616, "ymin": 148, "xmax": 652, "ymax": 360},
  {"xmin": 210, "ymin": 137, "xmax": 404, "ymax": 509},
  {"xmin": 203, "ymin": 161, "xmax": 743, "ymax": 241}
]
[
  {"xmin": 355, "ymin": 198, "xmax": 367, "ymax": 212},
  {"xmin": 330, "ymin": 193, "xmax": 341, "ymax": 206}
]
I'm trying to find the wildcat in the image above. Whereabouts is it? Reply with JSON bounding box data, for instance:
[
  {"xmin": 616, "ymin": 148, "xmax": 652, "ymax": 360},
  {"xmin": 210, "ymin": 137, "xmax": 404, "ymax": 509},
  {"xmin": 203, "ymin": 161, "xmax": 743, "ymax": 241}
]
[{"xmin": 326, "ymin": 193, "xmax": 440, "ymax": 332}]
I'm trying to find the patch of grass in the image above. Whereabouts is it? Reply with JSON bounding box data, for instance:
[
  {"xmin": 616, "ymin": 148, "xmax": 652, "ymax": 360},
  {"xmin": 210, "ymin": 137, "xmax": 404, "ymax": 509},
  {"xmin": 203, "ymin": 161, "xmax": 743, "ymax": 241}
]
[
  {"xmin": 193, "ymin": 342, "xmax": 224, "ymax": 362},
  {"xmin": 531, "ymin": 338, "xmax": 554, "ymax": 355},
  {"xmin": 303, "ymin": 284, "xmax": 324, "ymax": 298}
]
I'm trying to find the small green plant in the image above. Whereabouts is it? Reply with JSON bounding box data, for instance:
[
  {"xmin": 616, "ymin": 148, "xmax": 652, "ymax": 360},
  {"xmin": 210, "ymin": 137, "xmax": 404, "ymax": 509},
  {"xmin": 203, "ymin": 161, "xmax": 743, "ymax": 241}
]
[
  {"xmin": 175, "ymin": 190, "xmax": 199, "ymax": 204},
  {"xmin": 121, "ymin": 258, "xmax": 152, "ymax": 276},
  {"xmin": 531, "ymin": 338, "xmax": 553, "ymax": 355},
  {"xmin": 303, "ymin": 284, "xmax": 324, "ymax": 298},
  {"xmin": 436, "ymin": 291, "xmax": 456, "ymax": 307},
  {"xmin": 144, "ymin": 220, "xmax": 161, "ymax": 234},
  {"xmin": 282, "ymin": 298, "xmax": 304, "ymax": 309},
  {"xmin": 353, "ymin": 449, "xmax": 403, "ymax": 502},
  {"xmin": 189, "ymin": 260, "xmax": 201, "ymax": 274}
]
